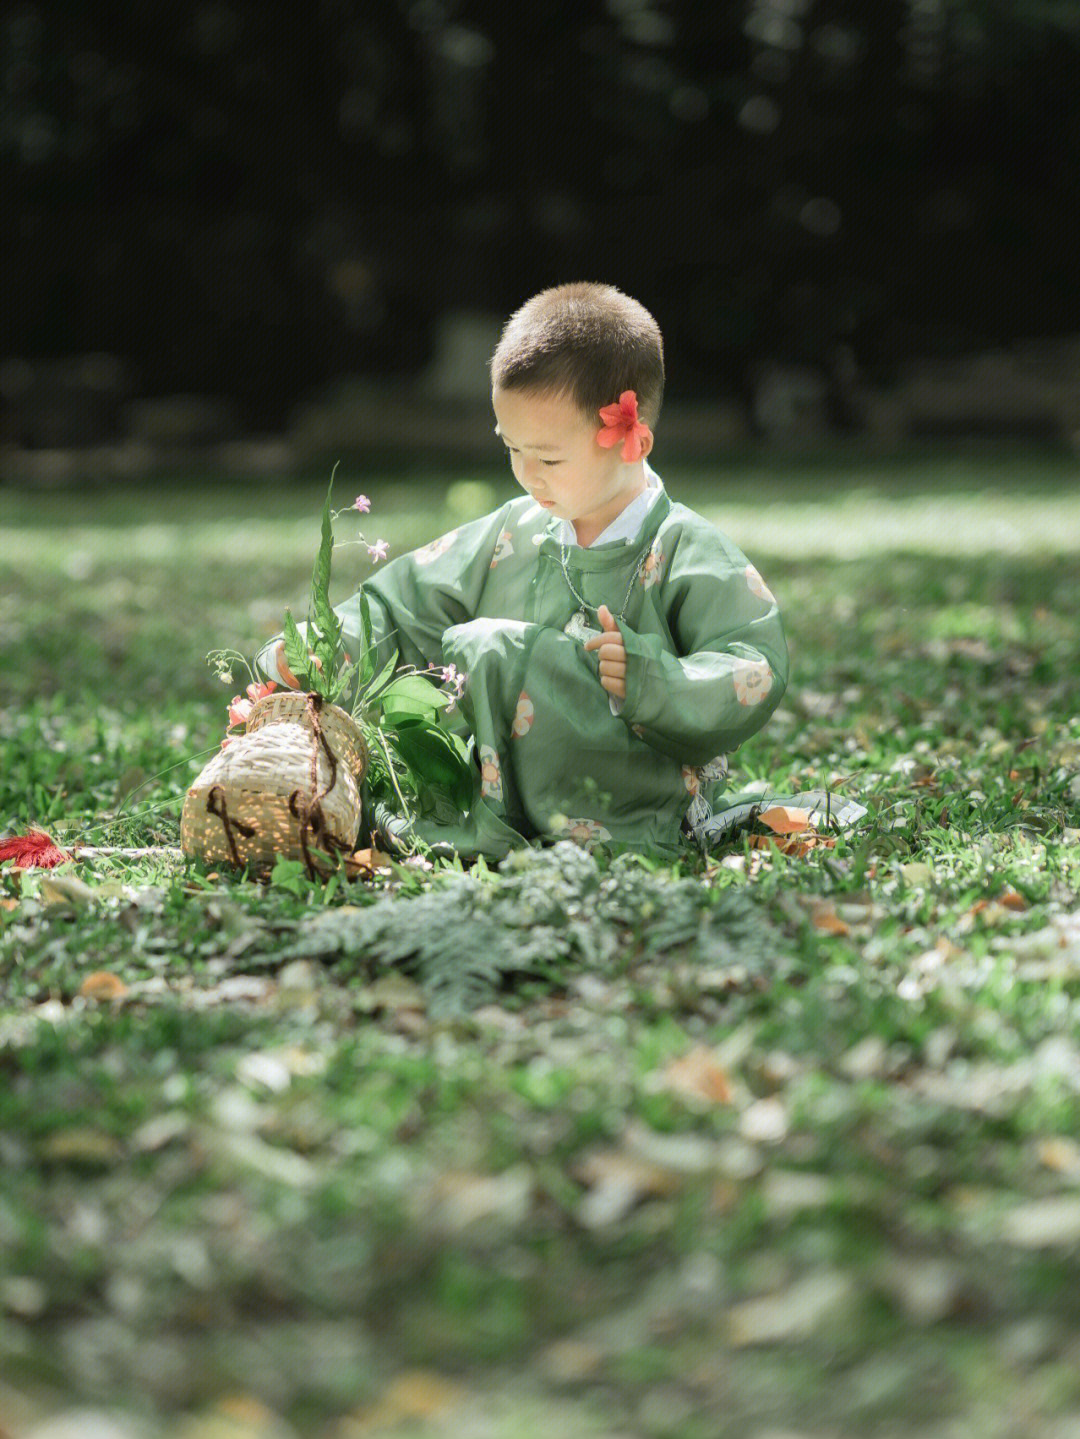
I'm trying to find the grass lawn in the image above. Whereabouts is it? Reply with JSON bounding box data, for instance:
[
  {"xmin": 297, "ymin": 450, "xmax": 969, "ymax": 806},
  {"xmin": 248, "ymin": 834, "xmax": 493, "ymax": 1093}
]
[{"xmin": 1, "ymin": 445, "xmax": 1079, "ymax": 1439}]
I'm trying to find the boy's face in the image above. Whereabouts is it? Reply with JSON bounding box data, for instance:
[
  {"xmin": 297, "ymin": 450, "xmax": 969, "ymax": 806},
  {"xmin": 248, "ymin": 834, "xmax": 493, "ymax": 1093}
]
[{"xmin": 492, "ymin": 384, "xmax": 652, "ymax": 542}]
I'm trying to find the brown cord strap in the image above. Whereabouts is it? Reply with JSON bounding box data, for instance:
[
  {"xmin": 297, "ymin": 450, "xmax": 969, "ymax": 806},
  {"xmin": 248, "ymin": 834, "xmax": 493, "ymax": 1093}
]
[
  {"xmin": 206, "ymin": 785, "xmax": 257, "ymax": 868},
  {"xmin": 305, "ymin": 693, "xmax": 339, "ymax": 803},
  {"xmin": 289, "ymin": 788, "xmax": 350, "ymax": 880},
  {"xmin": 290, "ymin": 694, "xmax": 349, "ymax": 879}
]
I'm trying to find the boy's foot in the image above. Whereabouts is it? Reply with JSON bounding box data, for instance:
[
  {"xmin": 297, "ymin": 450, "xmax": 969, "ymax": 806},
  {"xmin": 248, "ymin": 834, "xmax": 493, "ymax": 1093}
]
[{"xmin": 684, "ymin": 789, "xmax": 868, "ymax": 848}]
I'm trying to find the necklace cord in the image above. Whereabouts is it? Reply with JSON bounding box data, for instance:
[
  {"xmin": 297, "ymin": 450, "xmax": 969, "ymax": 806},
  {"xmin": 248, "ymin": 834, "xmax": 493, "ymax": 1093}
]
[{"xmin": 558, "ymin": 536, "xmax": 653, "ymax": 625}]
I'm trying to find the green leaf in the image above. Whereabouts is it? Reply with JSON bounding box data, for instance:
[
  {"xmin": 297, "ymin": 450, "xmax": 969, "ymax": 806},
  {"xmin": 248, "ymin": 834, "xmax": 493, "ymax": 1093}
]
[
  {"xmin": 358, "ymin": 587, "xmax": 374, "ymax": 687},
  {"xmin": 357, "ymin": 645, "xmax": 400, "ymax": 713},
  {"xmin": 311, "ymin": 470, "xmax": 337, "ymax": 620},
  {"xmin": 269, "ymin": 855, "xmax": 309, "ymax": 895},
  {"xmin": 378, "ymin": 673, "xmax": 452, "ymax": 724},
  {"xmin": 325, "ymin": 662, "xmax": 355, "ymax": 708},
  {"xmin": 386, "ymin": 719, "xmax": 474, "ymax": 810},
  {"xmin": 309, "ymin": 623, "xmax": 338, "ymax": 689},
  {"xmin": 282, "ymin": 610, "xmax": 314, "ymax": 690},
  {"xmin": 308, "ymin": 469, "xmax": 344, "ymax": 684}
]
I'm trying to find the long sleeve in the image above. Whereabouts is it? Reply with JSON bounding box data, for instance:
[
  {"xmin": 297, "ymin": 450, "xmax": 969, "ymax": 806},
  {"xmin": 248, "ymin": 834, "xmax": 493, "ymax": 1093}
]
[
  {"xmin": 612, "ymin": 529, "xmax": 788, "ymax": 767},
  {"xmin": 256, "ymin": 501, "xmax": 514, "ymax": 683}
]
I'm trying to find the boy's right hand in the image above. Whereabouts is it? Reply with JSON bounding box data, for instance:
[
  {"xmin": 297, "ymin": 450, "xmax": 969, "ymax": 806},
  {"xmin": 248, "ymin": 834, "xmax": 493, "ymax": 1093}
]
[
  {"xmin": 274, "ymin": 641, "xmax": 310, "ymax": 689},
  {"xmin": 273, "ymin": 642, "xmax": 347, "ymax": 689}
]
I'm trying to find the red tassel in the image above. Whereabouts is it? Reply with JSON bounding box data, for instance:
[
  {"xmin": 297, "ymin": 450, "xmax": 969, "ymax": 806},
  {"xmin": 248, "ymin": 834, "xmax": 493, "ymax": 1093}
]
[{"xmin": 0, "ymin": 829, "xmax": 76, "ymax": 869}]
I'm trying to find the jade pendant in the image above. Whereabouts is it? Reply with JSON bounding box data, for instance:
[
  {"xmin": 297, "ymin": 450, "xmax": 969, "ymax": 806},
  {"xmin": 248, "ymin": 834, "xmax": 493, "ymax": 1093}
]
[{"xmin": 563, "ymin": 609, "xmax": 599, "ymax": 642}]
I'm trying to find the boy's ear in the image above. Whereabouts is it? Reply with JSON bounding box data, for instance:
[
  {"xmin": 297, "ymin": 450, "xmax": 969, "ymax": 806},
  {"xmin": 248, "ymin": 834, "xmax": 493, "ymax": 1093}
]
[{"xmin": 639, "ymin": 427, "xmax": 655, "ymax": 458}]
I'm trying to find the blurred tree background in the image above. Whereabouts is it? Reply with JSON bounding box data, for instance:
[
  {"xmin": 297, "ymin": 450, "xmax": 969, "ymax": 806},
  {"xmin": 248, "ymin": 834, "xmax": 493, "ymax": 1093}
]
[{"xmin": 2, "ymin": 0, "xmax": 1080, "ymax": 447}]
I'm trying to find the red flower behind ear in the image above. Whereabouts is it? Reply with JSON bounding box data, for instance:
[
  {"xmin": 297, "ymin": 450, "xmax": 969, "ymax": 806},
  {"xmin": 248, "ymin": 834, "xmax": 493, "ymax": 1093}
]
[{"xmin": 597, "ymin": 390, "xmax": 652, "ymax": 462}]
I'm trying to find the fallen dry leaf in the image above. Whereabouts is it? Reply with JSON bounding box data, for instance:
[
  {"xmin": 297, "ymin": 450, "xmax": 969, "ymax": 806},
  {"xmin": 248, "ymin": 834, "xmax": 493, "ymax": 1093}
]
[
  {"xmin": 79, "ymin": 971, "xmax": 129, "ymax": 1001},
  {"xmin": 999, "ymin": 888, "xmax": 1028, "ymax": 911},
  {"xmin": 1037, "ymin": 1136, "xmax": 1080, "ymax": 1175},
  {"xmin": 738, "ymin": 1096, "xmax": 789, "ymax": 1144},
  {"xmin": 353, "ymin": 973, "xmax": 426, "ymax": 1014},
  {"xmin": 40, "ymin": 1128, "xmax": 123, "ymax": 1164},
  {"xmin": 810, "ymin": 904, "xmax": 850, "ymax": 936},
  {"xmin": 573, "ymin": 1147, "xmax": 684, "ymax": 1227},
  {"xmin": 345, "ymin": 846, "xmax": 394, "ymax": 878},
  {"xmin": 215, "ymin": 1394, "xmax": 282, "ymax": 1427},
  {"xmin": 758, "ymin": 805, "xmax": 813, "ymax": 835},
  {"xmin": 748, "ymin": 833, "xmax": 836, "ymax": 858},
  {"xmin": 420, "ymin": 1165, "xmax": 533, "ymax": 1235},
  {"xmin": 339, "ymin": 1370, "xmax": 465, "ymax": 1435},
  {"xmin": 727, "ymin": 1269, "xmax": 855, "ymax": 1346},
  {"xmin": 38, "ymin": 873, "xmax": 97, "ymax": 908},
  {"xmin": 662, "ymin": 1046, "xmax": 733, "ymax": 1106},
  {"xmin": 1001, "ymin": 1196, "xmax": 1080, "ymax": 1249},
  {"xmin": 540, "ymin": 1337, "xmax": 606, "ymax": 1384}
]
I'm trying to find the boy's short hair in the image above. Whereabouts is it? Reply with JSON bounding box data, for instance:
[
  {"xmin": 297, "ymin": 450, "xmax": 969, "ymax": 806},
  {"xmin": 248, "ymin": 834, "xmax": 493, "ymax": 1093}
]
[{"xmin": 490, "ymin": 282, "xmax": 665, "ymax": 425}]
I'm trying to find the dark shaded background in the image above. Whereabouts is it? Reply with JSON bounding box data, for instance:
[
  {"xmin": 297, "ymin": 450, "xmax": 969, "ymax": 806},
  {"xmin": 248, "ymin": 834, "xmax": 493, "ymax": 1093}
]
[{"xmin": 4, "ymin": 0, "xmax": 1080, "ymax": 453}]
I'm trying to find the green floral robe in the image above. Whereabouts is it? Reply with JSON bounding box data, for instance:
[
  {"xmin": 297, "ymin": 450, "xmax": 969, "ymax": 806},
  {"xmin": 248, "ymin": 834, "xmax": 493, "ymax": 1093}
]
[{"xmin": 260, "ymin": 479, "xmax": 789, "ymax": 861}]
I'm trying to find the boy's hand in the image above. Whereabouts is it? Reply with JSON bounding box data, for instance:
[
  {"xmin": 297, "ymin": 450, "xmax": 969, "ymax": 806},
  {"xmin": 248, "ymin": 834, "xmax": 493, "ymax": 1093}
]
[
  {"xmin": 273, "ymin": 642, "xmax": 351, "ymax": 689},
  {"xmin": 583, "ymin": 605, "xmax": 627, "ymax": 700},
  {"xmin": 274, "ymin": 641, "xmax": 306, "ymax": 689},
  {"xmin": 273, "ymin": 641, "xmax": 328, "ymax": 689}
]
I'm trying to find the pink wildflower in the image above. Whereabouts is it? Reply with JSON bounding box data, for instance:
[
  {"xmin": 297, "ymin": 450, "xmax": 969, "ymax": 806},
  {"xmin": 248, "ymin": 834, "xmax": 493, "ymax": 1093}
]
[
  {"xmin": 367, "ymin": 539, "xmax": 389, "ymax": 563},
  {"xmin": 352, "ymin": 495, "xmax": 372, "ymax": 513},
  {"xmin": 441, "ymin": 662, "xmax": 467, "ymax": 714},
  {"xmin": 229, "ymin": 679, "xmax": 276, "ymax": 727},
  {"xmin": 228, "ymin": 696, "xmax": 253, "ymax": 727}
]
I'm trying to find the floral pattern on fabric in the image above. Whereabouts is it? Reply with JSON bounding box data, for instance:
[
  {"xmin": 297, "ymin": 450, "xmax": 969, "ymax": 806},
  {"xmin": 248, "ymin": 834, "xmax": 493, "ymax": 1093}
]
[
  {"xmin": 490, "ymin": 529, "xmax": 515, "ymax": 568},
  {"xmin": 478, "ymin": 744, "xmax": 503, "ymax": 801},
  {"xmin": 511, "ymin": 691, "xmax": 534, "ymax": 737},
  {"xmin": 309, "ymin": 473, "xmax": 792, "ymax": 864},
  {"xmin": 639, "ymin": 538, "xmax": 665, "ymax": 590},
  {"xmin": 413, "ymin": 530, "xmax": 459, "ymax": 566},
  {"xmin": 555, "ymin": 817, "xmax": 613, "ymax": 846},
  {"xmin": 745, "ymin": 563, "xmax": 775, "ymax": 604},
  {"xmin": 733, "ymin": 658, "xmax": 773, "ymax": 706}
]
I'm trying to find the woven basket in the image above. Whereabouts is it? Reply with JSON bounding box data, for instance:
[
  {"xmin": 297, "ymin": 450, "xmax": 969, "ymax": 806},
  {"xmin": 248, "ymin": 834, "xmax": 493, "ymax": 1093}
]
[{"xmin": 181, "ymin": 691, "xmax": 369, "ymax": 876}]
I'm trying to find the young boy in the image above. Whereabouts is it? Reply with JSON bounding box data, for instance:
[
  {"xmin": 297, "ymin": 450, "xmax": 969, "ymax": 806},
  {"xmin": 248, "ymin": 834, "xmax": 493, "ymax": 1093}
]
[{"xmin": 259, "ymin": 282, "xmax": 792, "ymax": 862}]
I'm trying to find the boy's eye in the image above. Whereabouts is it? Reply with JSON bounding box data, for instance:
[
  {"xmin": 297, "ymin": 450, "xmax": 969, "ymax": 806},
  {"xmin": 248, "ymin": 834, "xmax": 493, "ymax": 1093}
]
[{"xmin": 502, "ymin": 445, "xmax": 559, "ymax": 467}]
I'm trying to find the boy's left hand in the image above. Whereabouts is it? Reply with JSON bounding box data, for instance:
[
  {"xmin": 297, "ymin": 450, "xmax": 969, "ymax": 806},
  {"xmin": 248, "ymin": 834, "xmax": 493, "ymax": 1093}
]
[{"xmin": 583, "ymin": 604, "xmax": 627, "ymax": 700}]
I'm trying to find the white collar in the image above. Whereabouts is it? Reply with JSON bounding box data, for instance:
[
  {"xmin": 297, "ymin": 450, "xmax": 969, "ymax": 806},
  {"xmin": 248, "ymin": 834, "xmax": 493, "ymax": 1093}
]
[{"xmin": 552, "ymin": 460, "xmax": 664, "ymax": 548}]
